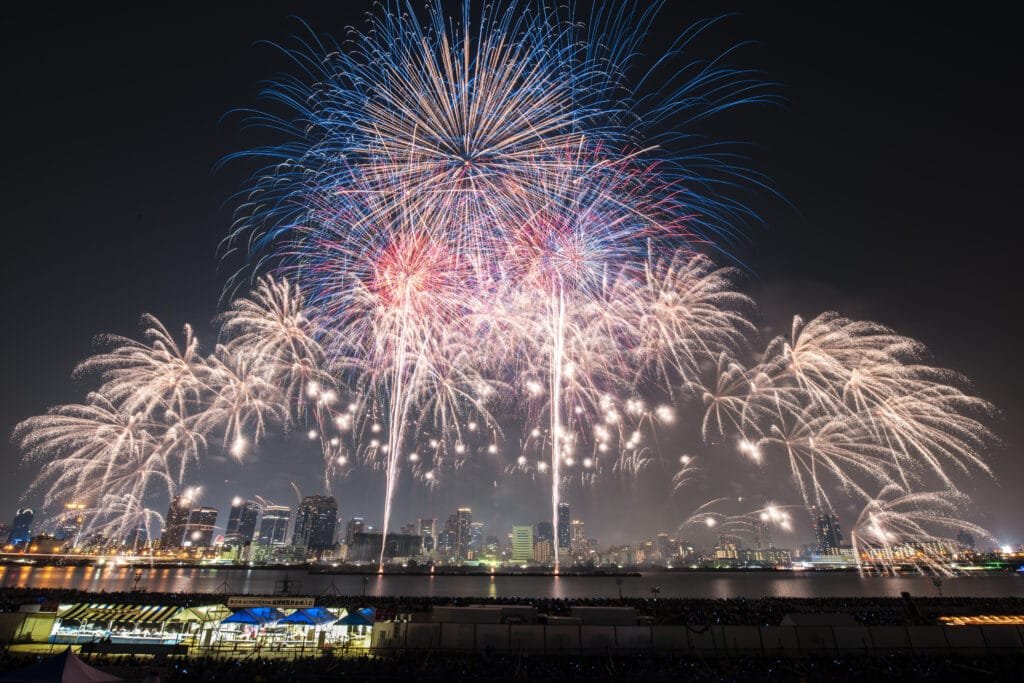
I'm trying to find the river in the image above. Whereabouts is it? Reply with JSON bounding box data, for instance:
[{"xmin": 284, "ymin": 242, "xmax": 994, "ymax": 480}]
[{"xmin": 2, "ymin": 565, "xmax": 1022, "ymax": 599}]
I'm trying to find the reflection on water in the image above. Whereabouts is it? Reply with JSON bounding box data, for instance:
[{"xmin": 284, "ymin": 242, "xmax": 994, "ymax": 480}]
[{"xmin": 0, "ymin": 565, "xmax": 1021, "ymax": 598}]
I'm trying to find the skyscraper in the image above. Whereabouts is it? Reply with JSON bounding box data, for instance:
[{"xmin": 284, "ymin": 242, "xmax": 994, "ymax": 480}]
[
  {"xmin": 345, "ymin": 517, "xmax": 365, "ymax": 546},
  {"xmin": 161, "ymin": 495, "xmax": 191, "ymax": 549},
  {"xmin": 258, "ymin": 505, "xmax": 290, "ymax": 546},
  {"xmin": 571, "ymin": 519, "xmax": 586, "ymax": 553},
  {"xmin": 437, "ymin": 528, "xmax": 456, "ymax": 559},
  {"xmin": 535, "ymin": 521, "xmax": 553, "ymax": 543},
  {"xmin": 557, "ymin": 502, "xmax": 570, "ymax": 553},
  {"xmin": 812, "ymin": 509, "xmax": 842, "ymax": 552},
  {"xmin": 7, "ymin": 509, "xmax": 33, "ymax": 546},
  {"xmin": 55, "ymin": 503, "xmax": 86, "ymax": 544},
  {"xmin": 292, "ymin": 495, "xmax": 338, "ymax": 552},
  {"xmin": 512, "ymin": 525, "xmax": 534, "ymax": 563},
  {"xmin": 418, "ymin": 518, "xmax": 436, "ymax": 554},
  {"xmin": 469, "ymin": 521, "xmax": 485, "ymax": 559},
  {"xmin": 754, "ymin": 519, "xmax": 773, "ymax": 550},
  {"xmin": 454, "ymin": 507, "xmax": 472, "ymax": 560},
  {"xmin": 656, "ymin": 532, "xmax": 677, "ymax": 561},
  {"xmin": 225, "ymin": 499, "xmax": 260, "ymax": 545},
  {"xmin": 184, "ymin": 507, "xmax": 218, "ymax": 547}
]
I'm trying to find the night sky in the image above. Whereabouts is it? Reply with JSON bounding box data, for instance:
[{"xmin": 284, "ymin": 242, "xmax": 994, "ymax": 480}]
[{"xmin": 1, "ymin": 3, "xmax": 1020, "ymax": 546}]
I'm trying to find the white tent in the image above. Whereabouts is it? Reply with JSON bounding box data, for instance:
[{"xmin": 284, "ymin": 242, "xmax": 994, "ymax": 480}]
[{"xmin": 0, "ymin": 648, "xmax": 122, "ymax": 682}]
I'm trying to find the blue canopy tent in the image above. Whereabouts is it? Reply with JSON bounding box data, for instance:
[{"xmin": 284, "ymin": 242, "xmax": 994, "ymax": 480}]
[
  {"xmin": 221, "ymin": 607, "xmax": 286, "ymax": 626},
  {"xmin": 278, "ymin": 607, "xmax": 338, "ymax": 627},
  {"xmin": 337, "ymin": 608, "xmax": 374, "ymax": 627}
]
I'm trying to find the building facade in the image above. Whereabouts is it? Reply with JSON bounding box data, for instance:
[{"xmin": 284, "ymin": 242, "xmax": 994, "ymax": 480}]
[
  {"xmin": 812, "ymin": 509, "xmax": 842, "ymax": 553},
  {"xmin": 292, "ymin": 495, "xmax": 338, "ymax": 552},
  {"xmin": 512, "ymin": 525, "xmax": 534, "ymax": 563},
  {"xmin": 556, "ymin": 503, "xmax": 571, "ymax": 554},
  {"xmin": 257, "ymin": 505, "xmax": 290, "ymax": 546},
  {"xmin": 184, "ymin": 507, "xmax": 218, "ymax": 547},
  {"xmin": 7, "ymin": 509, "xmax": 34, "ymax": 546},
  {"xmin": 225, "ymin": 499, "xmax": 260, "ymax": 545},
  {"xmin": 161, "ymin": 496, "xmax": 191, "ymax": 549}
]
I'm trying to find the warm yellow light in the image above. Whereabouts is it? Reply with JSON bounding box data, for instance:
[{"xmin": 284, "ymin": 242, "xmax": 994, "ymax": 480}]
[{"xmin": 940, "ymin": 615, "xmax": 1024, "ymax": 626}]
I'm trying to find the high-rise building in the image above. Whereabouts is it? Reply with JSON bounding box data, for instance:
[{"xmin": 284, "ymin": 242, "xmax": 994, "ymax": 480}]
[
  {"xmin": 7, "ymin": 509, "xmax": 34, "ymax": 546},
  {"xmin": 754, "ymin": 519, "xmax": 773, "ymax": 550},
  {"xmin": 535, "ymin": 521, "xmax": 553, "ymax": 543},
  {"xmin": 225, "ymin": 499, "xmax": 260, "ymax": 545},
  {"xmin": 292, "ymin": 495, "xmax": 338, "ymax": 552},
  {"xmin": 571, "ymin": 520, "xmax": 586, "ymax": 553},
  {"xmin": 418, "ymin": 518, "xmax": 436, "ymax": 554},
  {"xmin": 348, "ymin": 533, "xmax": 422, "ymax": 563},
  {"xmin": 534, "ymin": 537, "xmax": 552, "ymax": 564},
  {"xmin": 184, "ymin": 508, "xmax": 218, "ymax": 547},
  {"xmin": 512, "ymin": 525, "xmax": 534, "ymax": 563},
  {"xmin": 257, "ymin": 505, "xmax": 290, "ymax": 546},
  {"xmin": 454, "ymin": 508, "xmax": 472, "ymax": 560},
  {"xmin": 437, "ymin": 529, "xmax": 456, "ymax": 559},
  {"xmin": 55, "ymin": 503, "xmax": 86, "ymax": 544},
  {"xmin": 125, "ymin": 524, "xmax": 149, "ymax": 551},
  {"xmin": 345, "ymin": 517, "xmax": 365, "ymax": 546},
  {"xmin": 812, "ymin": 509, "xmax": 842, "ymax": 553},
  {"xmin": 469, "ymin": 521, "xmax": 485, "ymax": 559},
  {"xmin": 161, "ymin": 496, "xmax": 192, "ymax": 549},
  {"xmin": 557, "ymin": 503, "xmax": 571, "ymax": 553},
  {"xmin": 657, "ymin": 532, "xmax": 678, "ymax": 561}
]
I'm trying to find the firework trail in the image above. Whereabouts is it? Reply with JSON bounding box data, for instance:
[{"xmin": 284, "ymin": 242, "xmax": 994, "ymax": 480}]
[
  {"xmin": 851, "ymin": 486, "xmax": 993, "ymax": 576},
  {"xmin": 689, "ymin": 312, "xmax": 997, "ymax": 538}
]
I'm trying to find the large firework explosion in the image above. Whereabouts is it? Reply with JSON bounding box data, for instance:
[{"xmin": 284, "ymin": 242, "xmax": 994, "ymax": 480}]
[{"xmin": 13, "ymin": 1, "xmax": 998, "ymax": 575}]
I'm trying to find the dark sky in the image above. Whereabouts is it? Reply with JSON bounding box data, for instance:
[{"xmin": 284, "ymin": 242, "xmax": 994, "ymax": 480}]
[{"xmin": 1, "ymin": 3, "xmax": 1020, "ymax": 547}]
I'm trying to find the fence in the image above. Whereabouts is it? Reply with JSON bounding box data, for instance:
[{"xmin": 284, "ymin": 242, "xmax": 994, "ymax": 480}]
[{"xmin": 371, "ymin": 621, "xmax": 1024, "ymax": 657}]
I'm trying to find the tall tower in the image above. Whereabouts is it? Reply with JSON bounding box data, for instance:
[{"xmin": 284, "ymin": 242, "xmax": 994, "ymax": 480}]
[
  {"xmin": 7, "ymin": 509, "xmax": 34, "ymax": 546},
  {"xmin": 754, "ymin": 517, "xmax": 773, "ymax": 550},
  {"xmin": 55, "ymin": 503, "xmax": 86, "ymax": 544},
  {"xmin": 418, "ymin": 517, "xmax": 436, "ymax": 554},
  {"xmin": 812, "ymin": 508, "xmax": 842, "ymax": 552},
  {"xmin": 345, "ymin": 517, "xmax": 365, "ymax": 546},
  {"xmin": 556, "ymin": 502, "xmax": 570, "ymax": 554},
  {"xmin": 161, "ymin": 496, "xmax": 191, "ymax": 549},
  {"xmin": 292, "ymin": 495, "xmax": 339, "ymax": 552},
  {"xmin": 257, "ymin": 505, "xmax": 291, "ymax": 546},
  {"xmin": 184, "ymin": 508, "xmax": 218, "ymax": 547},
  {"xmin": 225, "ymin": 499, "xmax": 261, "ymax": 545},
  {"xmin": 571, "ymin": 519, "xmax": 586, "ymax": 553},
  {"xmin": 454, "ymin": 507, "xmax": 472, "ymax": 560}
]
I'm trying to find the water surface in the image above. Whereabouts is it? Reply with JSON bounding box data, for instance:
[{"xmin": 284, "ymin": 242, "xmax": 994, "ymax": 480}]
[{"xmin": 2, "ymin": 565, "xmax": 1022, "ymax": 599}]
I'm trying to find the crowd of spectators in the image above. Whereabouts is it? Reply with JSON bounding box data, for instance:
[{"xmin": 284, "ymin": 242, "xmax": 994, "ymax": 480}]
[
  {"xmin": 3, "ymin": 650, "xmax": 1024, "ymax": 681},
  {"xmin": 2, "ymin": 586, "xmax": 1023, "ymax": 626}
]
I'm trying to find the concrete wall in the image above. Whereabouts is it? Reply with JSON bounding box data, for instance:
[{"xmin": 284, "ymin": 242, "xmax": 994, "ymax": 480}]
[{"xmin": 370, "ymin": 622, "xmax": 1024, "ymax": 657}]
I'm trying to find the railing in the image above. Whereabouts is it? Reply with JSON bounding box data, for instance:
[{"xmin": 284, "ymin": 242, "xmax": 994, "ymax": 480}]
[{"xmin": 370, "ymin": 622, "xmax": 1024, "ymax": 656}]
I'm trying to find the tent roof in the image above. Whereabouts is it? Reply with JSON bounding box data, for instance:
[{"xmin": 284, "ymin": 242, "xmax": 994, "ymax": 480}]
[
  {"xmin": 168, "ymin": 604, "xmax": 231, "ymax": 623},
  {"xmin": 279, "ymin": 607, "xmax": 337, "ymax": 626},
  {"xmin": 221, "ymin": 607, "xmax": 286, "ymax": 625},
  {"xmin": 337, "ymin": 608, "xmax": 374, "ymax": 627},
  {"xmin": 0, "ymin": 648, "xmax": 122, "ymax": 682},
  {"xmin": 58, "ymin": 603, "xmax": 180, "ymax": 624}
]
